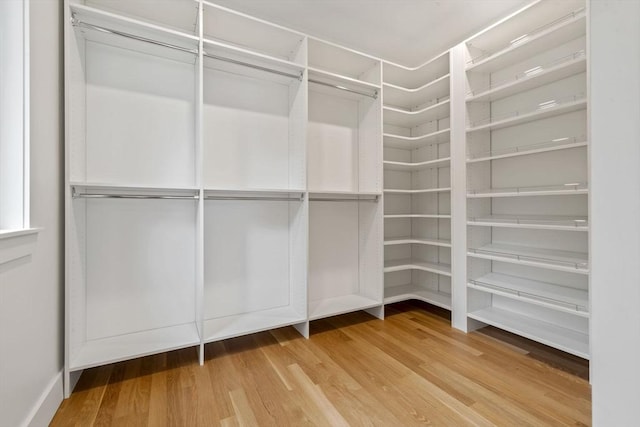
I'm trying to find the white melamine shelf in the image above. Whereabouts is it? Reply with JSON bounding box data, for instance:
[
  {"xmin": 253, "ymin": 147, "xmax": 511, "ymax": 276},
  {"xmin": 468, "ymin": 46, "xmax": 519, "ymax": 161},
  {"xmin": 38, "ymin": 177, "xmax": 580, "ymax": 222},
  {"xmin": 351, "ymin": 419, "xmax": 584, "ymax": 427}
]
[
  {"xmin": 384, "ymin": 237, "xmax": 451, "ymax": 247},
  {"xmin": 385, "ymin": 214, "xmax": 451, "ymax": 219},
  {"xmin": 308, "ymin": 67, "xmax": 380, "ymax": 99},
  {"xmin": 383, "ymin": 129, "xmax": 450, "ymax": 149},
  {"xmin": 204, "ymin": 306, "xmax": 305, "ymax": 343},
  {"xmin": 309, "ymin": 294, "xmax": 381, "ymax": 321},
  {"xmin": 70, "ymin": 323, "xmax": 200, "ymax": 371},
  {"xmin": 467, "ymin": 138, "xmax": 587, "ymax": 163},
  {"xmin": 468, "ymin": 214, "xmax": 588, "ymax": 231},
  {"xmin": 384, "ymin": 157, "xmax": 450, "ymax": 171},
  {"xmin": 383, "ymin": 74, "xmax": 450, "ymax": 110},
  {"xmin": 384, "ymin": 284, "xmax": 451, "ymax": 309},
  {"xmin": 467, "ymin": 242, "xmax": 589, "ymax": 274},
  {"xmin": 384, "ymin": 100, "xmax": 450, "ymax": 128},
  {"xmin": 466, "ymin": 8, "xmax": 586, "ymax": 74},
  {"xmin": 385, "ymin": 187, "xmax": 451, "ymax": 195},
  {"xmin": 467, "ymin": 96, "xmax": 587, "ymax": 133},
  {"xmin": 384, "ymin": 259, "xmax": 451, "ymax": 276},
  {"xmin": 467, "ymin": 183, "xmax": 588, "ymax": 198},
  {"xmin": 468, "ymin": 272, "xmax": 588, "ymax": 316},
  {"xmin": 467, "ymin": 53, "xmax": 586, "ymax": 102},
  {"xmin": 383, "ymin": 53, "xmax": 449, "ymax": 89},
  {"xmin": 468, "ymin": 307, "xmax": 589, "ymax": 358}
]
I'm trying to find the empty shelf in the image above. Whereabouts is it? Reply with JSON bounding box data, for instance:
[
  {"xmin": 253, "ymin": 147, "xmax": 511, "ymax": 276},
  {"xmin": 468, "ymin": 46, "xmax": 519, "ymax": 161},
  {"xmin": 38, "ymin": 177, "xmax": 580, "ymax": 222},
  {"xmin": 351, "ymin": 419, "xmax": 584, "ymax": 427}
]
[
  {"xmin": 468, "ymin": 306, "xmax": 589, "ymax": 359},
  {"xmin": 384, "ymin": 259, "xmax": 451, "ymax": 276},
  {"xmin": 204, "ymin": 306, "xmax": 306, "ymax": 343},
  {"xmin": 384, "ymin": 284, "xmax": 451, "ymax": 309},
  {"xmin": 467, "ymin": 242, "xmax": 588, "ymax": 274},
  {"xmin": 467, "ymin": 214, "xmax": 588, "ymax": 231},
  {"xmin": 383, "ymin": 129, "xmax": 450, "ymax": 149},
  {"xmin": 384, "ymin": 237, "xmax": 451, "ymax": 247},
  {"xmin": 383, "ymin": 74, "xmax": 450, "ymax": 110},
  {"xmin": 309, "ymin": 294, "xmax": 381, "ymax": 321},
  {"xmin": 384, "ymin": 100, "xmax": 450, "ymax": 128},
  {"xmin": 468, "ymin": 272, "xmax": 588, "ymax": 316},
  {"xmin": 384, "ymin": 157, "xmax": 450, "ymax": 171},
  {"xmin": 468, "ymin": 183, "xmax": 588, "ymax": 198},
  {"xmin": 467, "ymin": 137, "xmax": 587, "ymax": 163}
]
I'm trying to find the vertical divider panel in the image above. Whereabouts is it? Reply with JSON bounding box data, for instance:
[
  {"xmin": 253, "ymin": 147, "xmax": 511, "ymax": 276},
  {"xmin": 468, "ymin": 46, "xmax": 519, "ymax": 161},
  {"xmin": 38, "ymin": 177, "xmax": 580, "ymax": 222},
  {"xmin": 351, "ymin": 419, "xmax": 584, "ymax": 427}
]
[{"xmin": 195, "ymin": 0, "xmax": 205, "ymax": 364}]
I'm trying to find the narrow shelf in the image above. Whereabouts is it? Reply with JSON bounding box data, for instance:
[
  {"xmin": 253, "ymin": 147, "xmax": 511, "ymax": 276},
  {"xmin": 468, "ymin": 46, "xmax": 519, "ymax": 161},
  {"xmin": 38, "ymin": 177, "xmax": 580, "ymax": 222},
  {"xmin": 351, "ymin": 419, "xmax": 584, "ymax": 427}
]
[
  {"xmin": 468, "ymin": 307, "xmax": 589, "ymax": 359},
  {"xmin": 384, "ymin": 284, "xmax": 451, "ymax": 309},
  {"xmin": 468, "ymin": 272, "xmax": 588, "ymax": 316},
  {"xmin": 308, "ymin": 67, "xmax": 380, "ymax": 100},
  {"xmin": 467, "ymin": 8, "xmax": 586, "ymax": 74},
  {"xmin": 309, "ymin": 294, "xmax": 381, "ymax": 321},
  {"xmin": 385, "ymin": 214, "xmax": 451, "ymax": 219},
  {"xmin": 467, "ymin": 242, "xmax": 589, "ymax": 274},
  {"xmin": 468, "ymin": 214, "xmax": 588, "ymax": 231},
  {"xmin": 467, "ymin": 52, "xmax": 586, "ymax": 102},
  {"xmin": 384, "ymin": 237, "xmax": 451, "ymax": 247},
  {"xmin": 385, "ymin": 187, "xmax": 451, "ymax": 195},
  {"xmin": 384, "ymin": 259, "xmax": 451, "ymax": 276},
  {"xmin": 384, "ymin": 157, "xmax": 450, "ymax": 171},
  {"xmin": 467, "ymin": 137, "xmax": 587, "ymax": 163},
  {"xmin": 467, "ymin": 183, "xmax": 588, "ymax": 198},
  {"xmin": 69, "ymin": 322, "xmax": 200, "ymax": 371},
  {"xmin": 203, "ymin": 306, "xmax": 306, "ymax": 343},
  {"xmin": 383, "ymin": 128, "xmax": 450, "ymax": 149},
  {"xmin": 383, "ymin": 74, "xmax": 450, "ymax": 110},
  {"xmin": 467, "ymin": 95, "xmax": 587, "ymax": 133},
  {"xmin": 384, "ymin": 100, "xmax": 450, "ymax": 128}
]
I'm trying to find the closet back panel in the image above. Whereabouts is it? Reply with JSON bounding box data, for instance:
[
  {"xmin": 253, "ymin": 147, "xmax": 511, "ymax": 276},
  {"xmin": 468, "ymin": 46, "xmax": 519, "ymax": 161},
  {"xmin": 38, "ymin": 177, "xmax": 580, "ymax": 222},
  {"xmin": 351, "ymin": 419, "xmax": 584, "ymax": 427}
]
[
  {"xmin": 85, "ymin": 199, "xmax": 196, "ymax": 340},
  {"xmin": 203, "ymin": 201, "xmax": 292, "ymax": 318},
  {"xmin": 84, "ymin": 42, "xmax": 196, "ymax": 187}
]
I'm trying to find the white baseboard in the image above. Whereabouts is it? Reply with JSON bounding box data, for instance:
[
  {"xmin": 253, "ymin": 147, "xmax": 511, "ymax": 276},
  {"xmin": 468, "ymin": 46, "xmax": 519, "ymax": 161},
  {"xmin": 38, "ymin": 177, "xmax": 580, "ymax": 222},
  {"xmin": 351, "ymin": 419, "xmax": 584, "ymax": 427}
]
[{"xmin": 22, "ymin": 371, "xmax": 63, "ymax": 427}]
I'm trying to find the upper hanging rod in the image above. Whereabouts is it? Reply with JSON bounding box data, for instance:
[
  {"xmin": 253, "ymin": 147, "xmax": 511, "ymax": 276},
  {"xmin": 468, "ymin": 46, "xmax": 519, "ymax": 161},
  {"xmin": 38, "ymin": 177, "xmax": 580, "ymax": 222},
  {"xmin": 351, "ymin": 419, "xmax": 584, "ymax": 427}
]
[
  {"xmin": 308, "ymin": 79, "xmax": 378, "ymax": 99},
  {"xmin": 71, "ymin": 16, "xmax": 199, "ymax": 56},
  {"xmin": 310, "ymin": 196, "xmax": 379, "ymax": 202},
  {"xmin": 203, "ymin": 52, "xmax": 303, "ymax": 81},
  {"xmin": 205, "ymin": 195, "xmax": 304, "ymax": 202},
  {"xmin": 73, "ymin": 192, "xmax": 198, "ymax": 200}
]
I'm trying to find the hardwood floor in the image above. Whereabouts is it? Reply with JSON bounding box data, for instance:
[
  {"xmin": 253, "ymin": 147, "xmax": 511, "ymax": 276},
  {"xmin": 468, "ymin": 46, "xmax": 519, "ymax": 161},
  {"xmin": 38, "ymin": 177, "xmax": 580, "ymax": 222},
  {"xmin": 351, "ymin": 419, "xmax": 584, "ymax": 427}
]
[{"xmin": 51, "ymin": 302, "xmax": 591, "ymax": 426}]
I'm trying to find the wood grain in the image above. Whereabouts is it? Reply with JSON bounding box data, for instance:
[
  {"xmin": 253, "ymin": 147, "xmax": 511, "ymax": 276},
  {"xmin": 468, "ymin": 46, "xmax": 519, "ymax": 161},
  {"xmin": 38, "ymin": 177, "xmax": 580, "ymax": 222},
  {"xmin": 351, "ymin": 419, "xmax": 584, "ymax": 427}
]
[{"xmin": 51, "ymin": 302, "xmax": 591, "ymax": 426}]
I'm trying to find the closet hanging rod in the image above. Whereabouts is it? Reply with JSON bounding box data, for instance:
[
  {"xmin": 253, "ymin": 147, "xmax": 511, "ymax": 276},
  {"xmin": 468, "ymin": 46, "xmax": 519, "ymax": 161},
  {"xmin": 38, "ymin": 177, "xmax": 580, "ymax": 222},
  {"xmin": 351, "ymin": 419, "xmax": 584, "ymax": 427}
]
[
  {"xmin": 205, "ymin": 195, "xmax": 304, "ymax": 202},
  {"xmin": 73, "ymin": 193, "xmax": 199, "ymax": 200},
  {"xmin": 308, "ymin": 79, "xmax": 378, "ymax": 99},
  {"xmin": 203, "ymin": 52, "xmax": 303, "ymax": 81},
  {"xmin": 71, "ymin": 16, "xmax": 199, "ymax": 55},
  {"xmin": 310, "ymin": 197, "xmax": 379, "ymax": 202}
]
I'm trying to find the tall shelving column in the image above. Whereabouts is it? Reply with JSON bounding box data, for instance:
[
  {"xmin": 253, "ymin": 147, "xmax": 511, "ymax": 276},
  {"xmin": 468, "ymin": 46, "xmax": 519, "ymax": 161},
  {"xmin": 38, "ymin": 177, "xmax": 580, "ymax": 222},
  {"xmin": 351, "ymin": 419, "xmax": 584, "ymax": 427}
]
[
  {"xmin": 463, "ymin": 0, "xmax": 589, "ymax": 358},
  {"xmin": 381, "ymin": 53, "xmax": 453, "ymax": 311}
]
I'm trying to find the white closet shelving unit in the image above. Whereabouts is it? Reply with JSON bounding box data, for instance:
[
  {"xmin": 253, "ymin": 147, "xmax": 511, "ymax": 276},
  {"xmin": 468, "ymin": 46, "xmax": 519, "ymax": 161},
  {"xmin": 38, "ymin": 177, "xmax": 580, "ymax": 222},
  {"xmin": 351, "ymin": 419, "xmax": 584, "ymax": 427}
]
[
  {"xmin": 382, "ymin": 53, "xmax": 453, "ymax": 310},
  {"xmin": 462, "ymin": 0, "xmax": 589, "ymax": 358}
]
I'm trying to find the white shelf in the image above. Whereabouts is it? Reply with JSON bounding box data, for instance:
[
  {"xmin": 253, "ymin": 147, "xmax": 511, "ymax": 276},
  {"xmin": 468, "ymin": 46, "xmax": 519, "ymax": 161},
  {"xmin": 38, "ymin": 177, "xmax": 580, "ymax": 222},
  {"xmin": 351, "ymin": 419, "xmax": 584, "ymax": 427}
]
[
  {"xmin": 467, "ymin": 8, "xmax": 586, "ymax": 74},
  {"xmin": 468, "ymin": 272, "xmax": 588, "ymax": 316},
  {"xmin": 383, "ymin": 74, "xmax": 450, "ymax": 110},
  {"xmin": 383, "ymin": 53, "xmax": 449, "ymax": 89},
  {"xmin": 384, "ymin": 157, "xmax": 450, "ymax": 171},
  {"xmin": 467, "ymin": 242, "xmax": 589, "ymax": 274},
  {"xmin": 467, "ymin": 137, "xmax": 588, "ymax": 163},
  {"xmin": 69, "ymin": 322, "xmax": 200, "ymax": 371},
  {"xmin": 204, "ymin": 306, "xmax": 306, "ymax": 343},
  {"xmin": 467, "ymin": 96, "xmax": 587, "ymax": 133},
  {"xmin": 383, "ymin": 100, "xmax": 450, "ymax": 128},
  {"xmin": 383, "ymin": 129, "xmax": 450, "ymax": 150},
  {"xmin": 384, "ymin": 284, "xmax": 451, "ymax": 309},
  {"xmin": 384, "ymin": 237, "xmax": 451, "ymax": 247},
  {"xmin": 384, "ymin": 259, "xmax": 451, "ymax": 276},
  {"xmin": 309, "ymin": 294, "xmax": 381, "ymax": 321},
  {"xmin": 467, "ymin": 53, "xmax": 586, "ymax": 102},
  {"xmin": 385, "ymin": 214, "xmax": 451, "ymax": 219},
  {"xmin": 468, "ymin": 183, "xmax": 588, "ymax": 198},
  {"xmin": 468, "ymin": 307, "xmax": 589, "ymax": 359},
  {"xmin": 385, "ymin": 187, "xmax": 451, "ymax": 195},
  {"xmin": 308, "ymin": 37, "xmax": 380, "ymax": 85},
  {"xmin": 468, "ymin": 214, "xmax": 588, "ymax": 231}
]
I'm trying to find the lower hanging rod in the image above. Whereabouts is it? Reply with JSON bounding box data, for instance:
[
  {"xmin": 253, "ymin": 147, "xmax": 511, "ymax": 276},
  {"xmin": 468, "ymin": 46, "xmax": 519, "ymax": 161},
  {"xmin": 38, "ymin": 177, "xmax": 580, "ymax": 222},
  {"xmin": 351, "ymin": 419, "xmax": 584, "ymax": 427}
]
[
  {"xmin": 203, "ymin": 52, "xmax": 303, "ymax": 81},
  {"xmin": 73, "ymin": 193, "xmax": 198, "ymax": 200},
  {"xmin": 71, "ymin": 16, "xmax": 199, "ymax": 56},
  {"xmin": 308, "ymin": 79, "xmax": 378, "ymax": 99}
]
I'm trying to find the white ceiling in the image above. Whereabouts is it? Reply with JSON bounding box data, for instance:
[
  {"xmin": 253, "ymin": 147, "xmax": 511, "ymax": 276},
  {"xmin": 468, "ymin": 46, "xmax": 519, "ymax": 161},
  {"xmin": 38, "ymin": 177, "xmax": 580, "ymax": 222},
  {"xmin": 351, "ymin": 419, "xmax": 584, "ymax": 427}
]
[{"xmin": 212, "ymin": 0, "xmax": 530, "ymax": 66}]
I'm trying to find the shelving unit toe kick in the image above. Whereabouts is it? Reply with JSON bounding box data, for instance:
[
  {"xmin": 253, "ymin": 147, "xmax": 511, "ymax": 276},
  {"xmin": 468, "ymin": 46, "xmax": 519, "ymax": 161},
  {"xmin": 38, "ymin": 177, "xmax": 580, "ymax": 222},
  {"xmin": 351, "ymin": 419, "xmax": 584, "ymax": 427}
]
[
  {"xmin": 384, "ymin": 284, "xmax": 451, "ymax": 309},
  {"xmin": 309, "ymin": 295, "xmax": 382, "ymax": 321},
  {"xmin": 468, "ymin": 307, "xmax": 589, "ymax": 359},
  {"xmin": 384, "ymin": 259, "xmax": 451, "ymax": 276},
  {"xmin": 204, "ymin": 307, "xmax": 306, "ymax": 343},
  {"xmin": 69, "ymin": 323, "xmax": 200, "ymax": 371}
]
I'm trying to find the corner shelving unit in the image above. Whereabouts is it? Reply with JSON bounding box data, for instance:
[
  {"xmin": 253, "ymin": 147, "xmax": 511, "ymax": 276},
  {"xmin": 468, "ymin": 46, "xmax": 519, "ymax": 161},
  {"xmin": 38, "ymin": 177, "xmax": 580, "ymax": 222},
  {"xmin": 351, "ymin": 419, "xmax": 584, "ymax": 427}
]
[
  {"xmin": 382, "ymin": 51, "xmax": 453, "ymax": 311},
  {"xmin": 463, "ymin": 0, "xmax": 589, "ymax": 359}
]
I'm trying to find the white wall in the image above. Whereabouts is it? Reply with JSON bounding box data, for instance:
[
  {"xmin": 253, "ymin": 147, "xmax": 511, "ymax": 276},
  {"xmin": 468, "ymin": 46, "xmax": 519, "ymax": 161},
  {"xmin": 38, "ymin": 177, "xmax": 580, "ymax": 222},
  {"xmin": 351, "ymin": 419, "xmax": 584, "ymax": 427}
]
[
  {"xmin": 590, "ymin": 0, "xmax": 640, "ymax": 425},
  {"xmin": 0, "ymin": 0, "xmax": 64, "ymax": 426}
]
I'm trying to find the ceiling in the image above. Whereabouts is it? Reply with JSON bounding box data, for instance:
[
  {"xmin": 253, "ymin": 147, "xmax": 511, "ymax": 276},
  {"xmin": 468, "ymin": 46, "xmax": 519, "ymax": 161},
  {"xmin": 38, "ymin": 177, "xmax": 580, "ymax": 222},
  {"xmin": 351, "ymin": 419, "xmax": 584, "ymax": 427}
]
[{"xmin": 212, "ymin": 0, "xmax": 530, "ymax": 66}]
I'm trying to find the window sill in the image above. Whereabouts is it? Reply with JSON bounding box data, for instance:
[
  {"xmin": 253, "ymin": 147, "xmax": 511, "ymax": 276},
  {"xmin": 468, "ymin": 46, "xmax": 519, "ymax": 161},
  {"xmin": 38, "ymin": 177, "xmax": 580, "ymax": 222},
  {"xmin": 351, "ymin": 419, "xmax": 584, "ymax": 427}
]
[{"xmin": 0, "ymin": 228, "xmax": 41, "ymax": 266}]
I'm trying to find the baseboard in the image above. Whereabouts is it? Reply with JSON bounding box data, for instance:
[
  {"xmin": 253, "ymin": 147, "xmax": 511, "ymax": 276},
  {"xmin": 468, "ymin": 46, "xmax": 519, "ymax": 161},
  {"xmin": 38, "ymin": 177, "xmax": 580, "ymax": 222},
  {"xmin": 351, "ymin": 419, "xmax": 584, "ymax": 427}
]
[{"xmin": 22, "ymin": 371, "xmax": 63, "ymax": 427}]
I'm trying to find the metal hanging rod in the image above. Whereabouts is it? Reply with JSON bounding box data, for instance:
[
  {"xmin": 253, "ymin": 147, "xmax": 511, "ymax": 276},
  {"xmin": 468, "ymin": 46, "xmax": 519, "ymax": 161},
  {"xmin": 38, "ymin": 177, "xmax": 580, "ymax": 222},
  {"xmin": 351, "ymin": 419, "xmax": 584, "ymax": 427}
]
[
  {"xmin": 308, "ymin": 79, "xmax": 378, "ymax": 99},
  {"xmin": 310, "ymin": 196, "xmax": 379, "ymax": 202},
  {"xmin": 203, "ymin": 52, "xmax": 303, "ymax": 81},
  {"xmin": 71, "ymin": 16, "xmax": 199, "ymax": 55},
  {"xmin": 73, "ymin": 192, "xmax": 199, "ymax": 200},
  {"xmin": 205, "ymin": 195, "xmax": 304, "ymax": 202}
]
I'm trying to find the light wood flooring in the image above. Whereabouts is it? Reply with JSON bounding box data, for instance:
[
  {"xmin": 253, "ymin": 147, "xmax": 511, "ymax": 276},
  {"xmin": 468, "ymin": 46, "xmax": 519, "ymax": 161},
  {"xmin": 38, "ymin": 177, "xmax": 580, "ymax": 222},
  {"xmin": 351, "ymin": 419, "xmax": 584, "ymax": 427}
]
[{"xmin": 51, "ymin": 302, "xmax": 591, "ymax": 426}]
